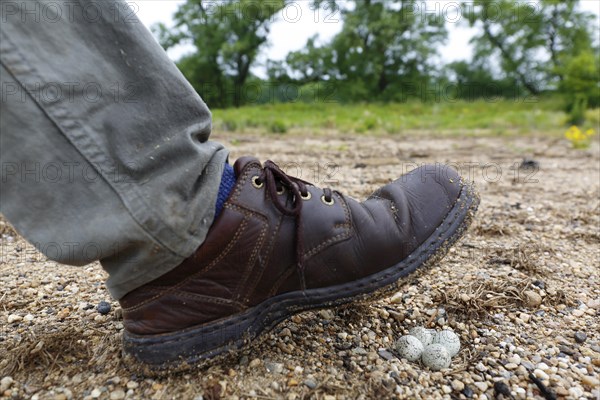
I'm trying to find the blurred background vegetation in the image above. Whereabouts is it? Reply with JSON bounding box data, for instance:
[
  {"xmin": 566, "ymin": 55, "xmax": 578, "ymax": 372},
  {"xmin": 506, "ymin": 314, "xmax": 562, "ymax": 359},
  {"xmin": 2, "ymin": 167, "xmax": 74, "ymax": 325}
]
[{"xmin": 153, "ymin": 0, "xmax": 599, "ymax": 135}]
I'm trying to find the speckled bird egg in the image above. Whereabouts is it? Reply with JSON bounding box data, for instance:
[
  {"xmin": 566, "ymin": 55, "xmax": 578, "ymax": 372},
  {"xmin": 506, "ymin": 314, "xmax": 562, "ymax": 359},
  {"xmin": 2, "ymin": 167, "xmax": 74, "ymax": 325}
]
[
  {"xmin": 422, "ymin": 344, "xmax": 451, "ymax": 370},
  {"xmin": 395, "ymin": 335, "xmax": 424, "ymax": 361},
  {"xmin": 408, "ymin": 326, "xmax": 434, "ymax": 347},
  {"xmin": 432, "ymin": 329, "xmax": 461, "ymax": 356}
]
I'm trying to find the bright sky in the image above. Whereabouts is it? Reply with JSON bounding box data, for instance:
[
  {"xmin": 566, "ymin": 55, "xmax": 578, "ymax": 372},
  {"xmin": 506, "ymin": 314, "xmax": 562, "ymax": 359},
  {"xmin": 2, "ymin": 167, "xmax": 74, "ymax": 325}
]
[{"xmin": 132, "ymin": 0, "xmax": 600, "ymax": 78}]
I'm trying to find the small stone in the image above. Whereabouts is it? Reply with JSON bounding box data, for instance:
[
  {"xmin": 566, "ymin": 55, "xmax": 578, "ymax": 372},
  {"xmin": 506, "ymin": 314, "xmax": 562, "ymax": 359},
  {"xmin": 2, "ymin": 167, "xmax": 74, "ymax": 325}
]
[
  {"xmin": 337, "ymin": 332, "xmax": 348, "ymax": 340},
  {"xmin": 533, "ymin": 369, "xmax": 549, "ymax": 380},
  {"xmin": 265, "ymin": 362, "xmax": 283, "ymax": 374},
  {"xmin": 504, "ymin": 363, "xmax": 518, "ymax": 370},
  {"xmin": 287, "ymin": 378, "xmax": 298, "ymax": 387},
  {"xmin": 378, "ymin": 349, "xmax": 394, "ymax": 361},
  {"xmin": 126, "ymin": 381, "xmax": 139, "ymax": 390},
  {"xmin": 568, "ymin": 387, "xmax": 584, "ymax": 398},
  {"xmin": 96, "ymin": 301, "xmax": 111, "ymax": 315},
  {"xmin": 518, "ymin": 312, "xmax": 530, "ymax": 323},
  {"xmin": 462, "ymin": 386, "xmax": 474, "ymax": 398},
  {"xmin": 507, "ymin": 354, "xmax": 521, "ymax": 364},
  {"xmin": 249, "ymin": 358, "xmax": 261, "ymax": 368},
  {"xmin": 536, "ymin": 362, "xmax": 549, "ymax": 370},
  {"xmin": 574, "ymin": 332, "xmax": 587, "ymax": 343},
  {"xmin": 532, "ymin": 280, "xmax": 545, "ymax": 289},
  {"xmin": 442, "ymin": 385, "xmax": 452, "ymax": 394},
  {"xmin": 318, "ymin": 309, "xmax": 335, "ymax": 320},
  {"xmin": 24, "ymin": 314, "xmax": 34, "ymax": 322},
  {"xmin": 303, "ymin": 379, "xmax": 317, "ymax": 389},
  {"xmin": 390, "ymin": 292, "xmax": 403, "ymax": 304},
  {"xmin": 572, "ymin": 309, "xmax": 584, "ymax": 317},
  {"xmin": 451, "ymin": 380, "xmax": 464, "ymax": 392},
  {"xmin": 474, "ymin": 382, "xmax": 488, "ymax": 392},
  {"xmin": 524, "ymin": 290, "xmax": 542, "ymax": 307},
  {"xmin": 521, "ymin": 361, "xmax": 534, "ymax": 370},
  {"xmin": 493, "ymin": 381, "xmax": 511, "ymax": 397},
  {"xmin": 7, "ymin": 314, "xmax": 22, "ymax": 323},
  {"xmin": 582, "ymin": 375, "xmax": 599, "ymax": 387},
  {"xmin": 109, "ymin": 390, "xmax": 125, "ymax": 400},
  {"xmin": 90, "ymin": 388, "xmax": 102, "ymax": 398},
  {"xmin": 515, "ymin": 387, "xmax": 526, "ymax": 399},
  {"xmin": 0, "ymin": 377, "xmax": 14, "ymax": 392},
  {"xmin": 555, "ymin": 387, "xmax": 569, "ymax": 396}
]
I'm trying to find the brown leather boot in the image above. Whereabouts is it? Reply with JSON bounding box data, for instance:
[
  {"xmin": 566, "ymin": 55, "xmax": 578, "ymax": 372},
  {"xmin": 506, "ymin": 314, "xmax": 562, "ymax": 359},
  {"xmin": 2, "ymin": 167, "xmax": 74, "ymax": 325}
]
[{"xmin": 120, "ymin": 157, "xmax": 479, "ymax": 366}]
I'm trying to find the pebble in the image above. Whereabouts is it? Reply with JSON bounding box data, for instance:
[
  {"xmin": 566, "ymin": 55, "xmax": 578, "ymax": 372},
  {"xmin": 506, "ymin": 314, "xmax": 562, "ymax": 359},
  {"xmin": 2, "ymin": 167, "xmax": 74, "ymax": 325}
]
[
  {"xmin": 109, "ymin": 390, "xmax": 125, "ymax": 400},
  {"xmin": 0, "ymin": 377, "xmax": 13, "ymax": 392},
  {"xmin": 7, "ymin": 314, "xmax": 22, "ymax": 323},
  {"xmin": 462, "ymin": 386, "xmax": 474, "ymax": 398},
  {"xmin": 303, "ymin": 379, "xmax": 317, "ymax": 389},
  {"xmin": 508, "ymin": 354, "xmax": 520, "ymax": 364},
  {"xmin": 248, "ymin": 358, "xmax": 261, "ymax": 368},
  {"xmin": 524, "ymin": 290, "xmax": 542, "ymax": 307},
  {"xmin": 574, "ymin": 332, "xmax": 587, "ymax": 343},
  {"xmin": 451, "ymin": 380, "xmax": 464, "ymax": 391},
  {"xmin": 568, "ymin": 387, "xmax": 584, "ymax": 398},
  {"xmin": 377, "ymin": 349, "xmax": 394, "ymax": 361},
  {"xmin": 536, "ymin": 362, "xmax": 549, "ymax": 370},
  {"xmin": 474, "ymin": 382, "xmax": 488, "ymax": 392},
  {"xmin": 533, "ymin": 369, "xmax": 549, "ymax": 380},
  {"xmin": 126, "ymin": 381, "xmax": 138, "ymax": 390},
  {"xmin": 90, "ymin": 388, "xmax": 101, "ymax": 398},
  {"xmin": 265, "ymin": 362, "xmax": 284, "ymax": 374},
  {"xmin": 572, "ymin": 309, "xmax": 584, "ymax": 317},
  {"xmin": 493, "ymin": 381, "xmax": 511, "ymax": 397},
  {"xmin": 504, "ymin": 363, "xmax": 518, "ymax": 370},
  {"xmin": 96, "ymin": 301, "xmax": 111, "ymax": 315},
  {"xmin": 582, "ymin": 375, "xmax": 599, "ymax": 387}
]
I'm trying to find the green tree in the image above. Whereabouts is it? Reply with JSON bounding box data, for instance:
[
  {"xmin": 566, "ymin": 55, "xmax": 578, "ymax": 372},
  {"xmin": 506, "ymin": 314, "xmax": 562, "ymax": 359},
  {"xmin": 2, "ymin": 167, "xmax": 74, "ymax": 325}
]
[
  {"xmin": 466, "ymin": 0, "xmax": 597, "ymax": 95},
  {"xmin": 286, "ymin": 0, "xmax": 447, "ymax": 101},
  {"xmin": 155, "ymin": 0, "xmax": 285, "ymax": 107}
]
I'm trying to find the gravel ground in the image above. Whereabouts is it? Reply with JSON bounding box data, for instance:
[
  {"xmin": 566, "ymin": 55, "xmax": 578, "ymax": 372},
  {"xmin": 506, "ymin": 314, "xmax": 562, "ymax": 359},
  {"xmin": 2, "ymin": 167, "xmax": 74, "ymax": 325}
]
[{"xmin": 1, "ymin": 133, "xmax": 599, "ymax": 400}]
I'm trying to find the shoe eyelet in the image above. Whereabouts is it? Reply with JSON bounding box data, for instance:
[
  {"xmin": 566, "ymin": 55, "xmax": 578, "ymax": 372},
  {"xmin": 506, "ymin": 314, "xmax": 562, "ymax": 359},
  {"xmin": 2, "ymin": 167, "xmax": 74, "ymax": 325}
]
[
  {"xmin": 300, "ymin": 191, "xmax": 312, "ymax": 200},
  {"xmin": 321, "ymin": 195, "xmax": 335, "ymax": 206},
  {"xmin": 276, "ymin": 187, "xmax": 286, "ymax": 195},
  {"xmin": 251, "ymin": 176, "xmax": 264, "ymax": 189}
]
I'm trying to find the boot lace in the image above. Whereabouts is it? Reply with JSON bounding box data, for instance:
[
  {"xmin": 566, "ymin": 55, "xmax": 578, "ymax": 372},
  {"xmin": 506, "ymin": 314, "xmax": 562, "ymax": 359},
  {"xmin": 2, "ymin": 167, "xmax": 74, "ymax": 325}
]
[{"xmin": 252, "ymin": 160, "xmax": 334, "ymax": 290}]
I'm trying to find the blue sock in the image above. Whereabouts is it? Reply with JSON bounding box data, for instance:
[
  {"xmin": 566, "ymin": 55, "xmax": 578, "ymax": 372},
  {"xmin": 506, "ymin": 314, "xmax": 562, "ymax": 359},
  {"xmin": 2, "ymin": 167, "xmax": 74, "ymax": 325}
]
[{"xmin": 214, "ymin": 163, "xmax": 236, "ymax": 218}]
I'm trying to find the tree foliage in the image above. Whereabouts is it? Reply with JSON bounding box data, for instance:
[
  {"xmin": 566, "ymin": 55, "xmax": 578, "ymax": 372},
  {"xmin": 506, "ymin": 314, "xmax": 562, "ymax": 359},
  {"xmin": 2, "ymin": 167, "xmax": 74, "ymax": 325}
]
[
  {"xmin": 158, "ymin": 0, "xmax": 599, "ymax": 111},
  {"xmin": 156, "ymin": 0, "xmax": 285, "ymax": 107},
  {"xmin": 466, "ymin": 0, "xmax": 597, "ymax": 95}
]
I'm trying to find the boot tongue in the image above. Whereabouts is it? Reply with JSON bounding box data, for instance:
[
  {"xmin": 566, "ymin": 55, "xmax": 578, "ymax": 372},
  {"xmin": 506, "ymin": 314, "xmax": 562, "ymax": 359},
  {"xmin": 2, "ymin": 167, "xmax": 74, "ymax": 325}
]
[{"xmin": 233, "ymin": 156, "xmax": 262, "ymax": 176}]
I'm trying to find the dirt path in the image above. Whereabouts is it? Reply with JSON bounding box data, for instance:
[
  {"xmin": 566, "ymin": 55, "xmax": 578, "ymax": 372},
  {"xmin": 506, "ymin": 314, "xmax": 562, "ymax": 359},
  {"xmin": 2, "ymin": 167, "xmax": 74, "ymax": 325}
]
[{"xmin": 1, "ymin": 134, "xmax": 598, "ymax": 399}]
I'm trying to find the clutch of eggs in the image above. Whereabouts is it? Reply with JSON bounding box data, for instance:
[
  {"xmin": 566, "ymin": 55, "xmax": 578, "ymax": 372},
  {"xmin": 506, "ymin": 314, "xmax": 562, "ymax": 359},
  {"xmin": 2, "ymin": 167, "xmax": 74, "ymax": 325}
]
[{"xmin": 395, "ymin": 327, "xmax": 460, "ymax": 370}]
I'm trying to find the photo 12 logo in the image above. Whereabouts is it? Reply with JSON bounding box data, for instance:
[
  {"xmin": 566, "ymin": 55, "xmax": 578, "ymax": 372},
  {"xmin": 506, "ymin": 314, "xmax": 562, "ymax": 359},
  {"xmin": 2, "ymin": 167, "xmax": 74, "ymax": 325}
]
[{"xmin": 1, "ymin": 1, "xmax": 140, "ymax": 24}]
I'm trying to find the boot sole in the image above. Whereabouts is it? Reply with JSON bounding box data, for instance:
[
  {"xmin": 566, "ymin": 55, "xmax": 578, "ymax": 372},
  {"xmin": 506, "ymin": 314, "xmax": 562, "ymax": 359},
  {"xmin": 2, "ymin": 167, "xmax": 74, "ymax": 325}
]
[{"xmin": 123, "ymin": 180, "xmax": 480, "ymax": 369}]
